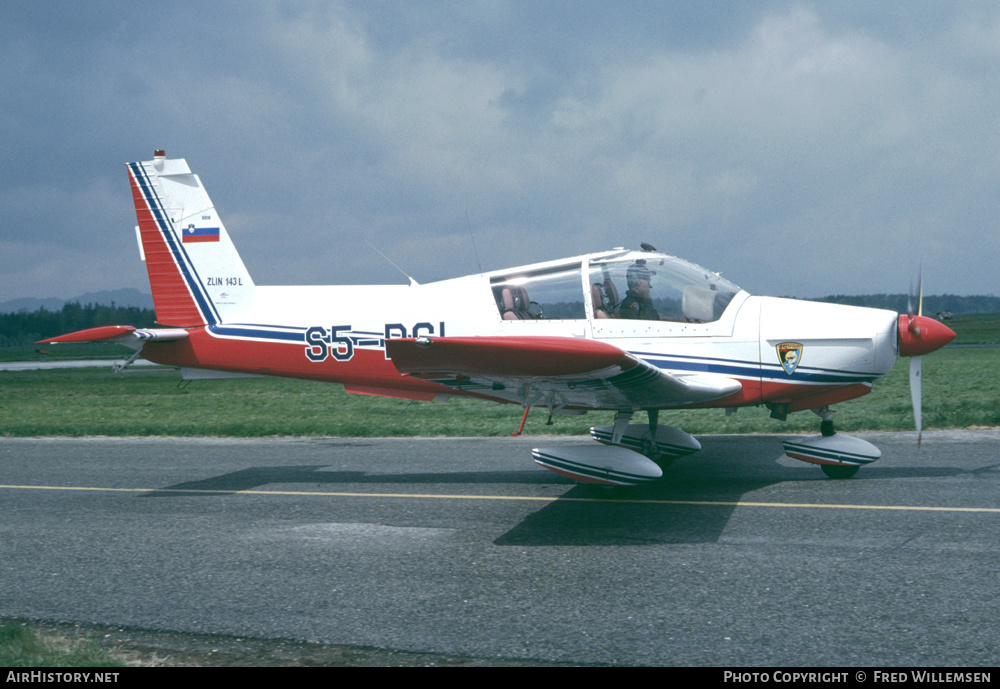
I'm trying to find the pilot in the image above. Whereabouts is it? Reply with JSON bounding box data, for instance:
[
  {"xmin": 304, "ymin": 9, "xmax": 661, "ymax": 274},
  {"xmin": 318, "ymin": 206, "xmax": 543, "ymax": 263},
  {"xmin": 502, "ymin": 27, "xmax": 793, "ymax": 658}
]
[{"xmin": 619, "ymin": 260, "xmax": 660, "ymax": 320}]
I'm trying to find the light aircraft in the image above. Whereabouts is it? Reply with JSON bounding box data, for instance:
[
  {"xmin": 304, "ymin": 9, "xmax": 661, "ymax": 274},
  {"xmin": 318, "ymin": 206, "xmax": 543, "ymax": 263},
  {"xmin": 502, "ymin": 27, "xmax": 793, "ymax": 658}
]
[{"xmin": 41, "ymin": 150, "xmax": 956, "ymax": 486}]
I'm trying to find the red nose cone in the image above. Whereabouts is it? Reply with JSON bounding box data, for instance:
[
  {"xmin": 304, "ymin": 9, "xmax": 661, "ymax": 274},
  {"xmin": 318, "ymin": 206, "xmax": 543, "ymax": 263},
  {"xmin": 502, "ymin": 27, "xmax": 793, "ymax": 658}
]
[{"xmin": 897, "ymin": 314, "xmax": 957, "ymax": 356}]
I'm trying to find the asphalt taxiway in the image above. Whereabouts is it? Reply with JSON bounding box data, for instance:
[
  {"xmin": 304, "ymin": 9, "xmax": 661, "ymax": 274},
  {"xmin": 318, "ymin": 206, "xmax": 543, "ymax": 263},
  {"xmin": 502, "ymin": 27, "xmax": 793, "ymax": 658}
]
[{"xmin": 1, "ymin": 432, "xmax": 998, "ymax": 666}]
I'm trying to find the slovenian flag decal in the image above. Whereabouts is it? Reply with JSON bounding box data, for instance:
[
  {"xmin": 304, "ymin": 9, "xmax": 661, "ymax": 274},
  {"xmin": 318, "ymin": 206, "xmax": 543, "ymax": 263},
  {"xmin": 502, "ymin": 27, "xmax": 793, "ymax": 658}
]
[{"xmin": 182, "ymin": 224, "xmax": 221, "ymax": 243}]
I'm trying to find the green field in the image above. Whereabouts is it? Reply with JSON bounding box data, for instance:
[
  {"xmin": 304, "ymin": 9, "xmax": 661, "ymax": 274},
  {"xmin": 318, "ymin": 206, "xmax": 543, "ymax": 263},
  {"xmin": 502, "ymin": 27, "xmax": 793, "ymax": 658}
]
[
  {"xmin": 945, "ymin": 312, "xmax": 1000, "ymax": 345},
  {"xmin": 1, "ymin": 341, "xmax": 996, "ymax": 437},
  {"xmin": 0, "ymin": 621, "xmax": 123, "ymax": 668}
]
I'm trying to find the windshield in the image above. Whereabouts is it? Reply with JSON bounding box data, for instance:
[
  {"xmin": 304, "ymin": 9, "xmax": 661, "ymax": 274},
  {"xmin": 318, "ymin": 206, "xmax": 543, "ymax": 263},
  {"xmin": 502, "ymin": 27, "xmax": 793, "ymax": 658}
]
[{"xmin": 588, "ymin": 253, "xmax": 740, "ymax": 323}]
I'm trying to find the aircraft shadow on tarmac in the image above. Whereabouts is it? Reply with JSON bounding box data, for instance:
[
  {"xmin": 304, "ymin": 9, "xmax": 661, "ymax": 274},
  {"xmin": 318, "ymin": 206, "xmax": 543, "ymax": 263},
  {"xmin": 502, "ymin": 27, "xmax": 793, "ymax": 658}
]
[
  {"xmin": 137, "ymin": 437, "xmax": 804, "ymax": 545},
  {"xmin": 140, "ymin": 436, "xmax": 984, "ymax": 546},
  {"xmin": 143, "ymin": 465, "xmax": 563, "ymax": 495}
]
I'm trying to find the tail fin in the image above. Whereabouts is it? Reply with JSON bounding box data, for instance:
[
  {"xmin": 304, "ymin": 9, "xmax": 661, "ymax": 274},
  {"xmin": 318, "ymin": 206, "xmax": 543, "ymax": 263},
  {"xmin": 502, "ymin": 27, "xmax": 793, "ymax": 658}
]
[{"xmin": 127, "ymin": 150, "xmax": 255, "ymax": 327}]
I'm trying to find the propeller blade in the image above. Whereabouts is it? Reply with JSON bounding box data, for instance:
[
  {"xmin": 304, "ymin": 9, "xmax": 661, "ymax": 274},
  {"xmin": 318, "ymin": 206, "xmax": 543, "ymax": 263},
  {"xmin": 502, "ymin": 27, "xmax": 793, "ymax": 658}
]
[
  {"xmin": 910, "ymin": 355, "xmax": 923, "ymax": 447},
  {"xmin": 917, "ymin": 264, "xmax": 924, "ymax": 317},
  {"xmin": 901, "ymin": 264, "xmax": 946, "ymax": 448}
]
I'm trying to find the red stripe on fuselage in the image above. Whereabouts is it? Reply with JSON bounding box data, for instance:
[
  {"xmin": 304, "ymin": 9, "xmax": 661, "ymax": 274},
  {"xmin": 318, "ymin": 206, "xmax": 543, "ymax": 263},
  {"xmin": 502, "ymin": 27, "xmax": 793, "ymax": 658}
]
[
  {"xmin": 683, "ymin": 379, "xmax": 871, "ymax": 410},
  {"xmin": 760, "ymin": 380, "xmax": 873, "ymax": 411},
  {"xmin": 140, "ymin": 328, "xmax": 474, "ymax": 401}
]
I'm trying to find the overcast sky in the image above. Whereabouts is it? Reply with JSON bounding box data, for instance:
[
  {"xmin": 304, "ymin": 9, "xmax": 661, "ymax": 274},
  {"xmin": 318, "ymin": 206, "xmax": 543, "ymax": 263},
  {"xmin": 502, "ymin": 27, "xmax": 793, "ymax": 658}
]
[{"xmin": 2, "ymin": 1, "xmax": 998, "ymax": 303}]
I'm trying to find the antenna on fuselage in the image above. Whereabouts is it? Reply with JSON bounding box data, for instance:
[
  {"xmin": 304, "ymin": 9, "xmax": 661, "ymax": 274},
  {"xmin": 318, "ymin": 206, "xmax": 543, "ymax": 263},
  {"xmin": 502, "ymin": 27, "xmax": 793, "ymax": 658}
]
[
  {"xmin": 365, "ymin": 239, "xmax": 419, "ymax": 286},
  {"xmin": 465, "ymin": 209, "xmax": 483, "ymax": 274}
]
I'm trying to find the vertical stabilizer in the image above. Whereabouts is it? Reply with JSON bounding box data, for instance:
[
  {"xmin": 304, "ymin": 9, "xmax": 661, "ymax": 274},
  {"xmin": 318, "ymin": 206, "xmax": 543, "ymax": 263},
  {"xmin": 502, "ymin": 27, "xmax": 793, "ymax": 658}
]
[{"xmin": 127, "ymin": 150, "xmax": 255, "ymax": 326}]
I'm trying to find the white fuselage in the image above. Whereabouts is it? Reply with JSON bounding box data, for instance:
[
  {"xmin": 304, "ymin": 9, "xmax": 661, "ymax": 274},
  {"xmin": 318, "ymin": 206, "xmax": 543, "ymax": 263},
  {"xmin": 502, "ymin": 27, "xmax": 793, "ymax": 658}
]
[{"xmin": 201, "ymin": 250, "xmax": 900, "ymax": 411}]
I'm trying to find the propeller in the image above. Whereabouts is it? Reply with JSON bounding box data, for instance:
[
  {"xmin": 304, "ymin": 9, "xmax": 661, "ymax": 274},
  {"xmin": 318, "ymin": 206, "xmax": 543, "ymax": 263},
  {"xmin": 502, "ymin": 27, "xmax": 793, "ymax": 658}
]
[
  {"xmin": 897, "ymin": 268, "xmax": 956, "ymax": 446},
  {"xmin": 909, "ymin": 269, "xmax": 924, "ymax": 446}
]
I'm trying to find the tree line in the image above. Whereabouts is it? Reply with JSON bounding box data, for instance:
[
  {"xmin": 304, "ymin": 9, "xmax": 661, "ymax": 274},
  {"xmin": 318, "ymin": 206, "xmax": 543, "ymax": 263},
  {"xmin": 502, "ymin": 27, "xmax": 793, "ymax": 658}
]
[
  {"xmin": 810, "ymin": 294, "xmax": 1000, "ymax": 315},
  {"xmin": 0, "ymin": 302, "xmax": 158, "ymax": 347}
]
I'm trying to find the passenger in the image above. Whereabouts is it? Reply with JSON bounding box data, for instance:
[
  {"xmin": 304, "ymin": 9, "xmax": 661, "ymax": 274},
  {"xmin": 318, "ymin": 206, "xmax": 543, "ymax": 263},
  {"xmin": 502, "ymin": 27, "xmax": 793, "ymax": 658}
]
[{"xmin": 619, "ymin": 260, "xmax": 660, "ymax": 320}]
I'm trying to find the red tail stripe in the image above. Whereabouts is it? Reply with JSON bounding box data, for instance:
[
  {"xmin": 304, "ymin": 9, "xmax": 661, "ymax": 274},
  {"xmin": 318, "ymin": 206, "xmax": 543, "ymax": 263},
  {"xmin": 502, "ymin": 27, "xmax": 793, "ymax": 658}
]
[{"xmin": 130, "ymin": 169, "xmax": 206, "ymax": 327}]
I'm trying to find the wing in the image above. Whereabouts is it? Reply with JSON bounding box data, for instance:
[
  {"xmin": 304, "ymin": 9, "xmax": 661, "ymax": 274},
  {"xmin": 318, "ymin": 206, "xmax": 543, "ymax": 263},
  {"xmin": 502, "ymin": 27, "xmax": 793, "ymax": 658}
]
[{"xmin": 386, "ymin": 336, "xmax": 741, "ymax": 410}]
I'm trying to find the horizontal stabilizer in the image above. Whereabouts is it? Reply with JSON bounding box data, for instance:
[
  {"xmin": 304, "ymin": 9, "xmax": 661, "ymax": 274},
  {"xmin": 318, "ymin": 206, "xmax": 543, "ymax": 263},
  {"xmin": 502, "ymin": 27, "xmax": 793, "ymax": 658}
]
[{"xmin": 38, "ymin": 326, "xmax": 189, "ymax": 347}]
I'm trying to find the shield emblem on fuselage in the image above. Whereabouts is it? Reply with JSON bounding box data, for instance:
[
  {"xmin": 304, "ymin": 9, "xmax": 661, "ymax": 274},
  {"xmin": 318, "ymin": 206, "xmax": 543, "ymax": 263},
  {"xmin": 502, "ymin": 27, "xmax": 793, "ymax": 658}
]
[{"xmin": 776, "ymin": 342, "xmax": 803, "ymax": 376}]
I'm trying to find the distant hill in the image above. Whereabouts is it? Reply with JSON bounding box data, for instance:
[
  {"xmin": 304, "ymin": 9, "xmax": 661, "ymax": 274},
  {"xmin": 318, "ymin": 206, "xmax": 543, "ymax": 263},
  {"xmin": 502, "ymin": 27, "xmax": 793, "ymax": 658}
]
[{"xmin": 0, "ymin": 289, "xmax": 154, "ymax": 314}]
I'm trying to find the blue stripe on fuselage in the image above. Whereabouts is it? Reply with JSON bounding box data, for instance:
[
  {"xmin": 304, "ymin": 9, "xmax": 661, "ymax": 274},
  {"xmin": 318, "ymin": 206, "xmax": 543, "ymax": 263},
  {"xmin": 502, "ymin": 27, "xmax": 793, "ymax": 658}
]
[
  {"xmin": 207, "ymin": 324, "xmax": 387, "ymax": 348},
  {"xmin": 632, "ymin": 350, "xmax": 878, "ymax": 385}
]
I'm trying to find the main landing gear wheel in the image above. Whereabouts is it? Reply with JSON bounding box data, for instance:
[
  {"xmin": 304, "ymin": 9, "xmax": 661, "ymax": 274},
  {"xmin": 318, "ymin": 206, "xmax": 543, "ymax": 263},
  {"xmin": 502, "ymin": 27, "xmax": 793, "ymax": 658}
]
[
  {"xmin": 820, "ymin": 464, "xmax": 860, "ymax": 480},
  {"xmin": 783, "ymin": 407, "xmax": 880, "ymax": 479}
]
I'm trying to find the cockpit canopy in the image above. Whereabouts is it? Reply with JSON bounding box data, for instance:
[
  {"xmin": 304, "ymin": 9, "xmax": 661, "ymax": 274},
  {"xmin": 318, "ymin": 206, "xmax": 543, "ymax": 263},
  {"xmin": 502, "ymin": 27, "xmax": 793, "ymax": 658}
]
[{"xmin": 491, "ymin": 251, "xmax": 741, "ymax": 323}]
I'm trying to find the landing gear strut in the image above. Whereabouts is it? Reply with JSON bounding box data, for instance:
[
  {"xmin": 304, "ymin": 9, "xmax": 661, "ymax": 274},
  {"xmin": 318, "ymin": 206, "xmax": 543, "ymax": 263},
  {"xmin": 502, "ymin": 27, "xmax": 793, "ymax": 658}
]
[
  {"xmin": 588, "ymin": 408, "xmax": 701, "ymax": 471},
  {"xmin": 813, "ymin": 407, "xmax": 859, "ymax": 479},
  {"xmin": 815, "ymin": 406, "xmax": 836, "ymax": 437},
  {"xmin": 645, "ymin": 409, "xmax": 673, "ymax": 467}
]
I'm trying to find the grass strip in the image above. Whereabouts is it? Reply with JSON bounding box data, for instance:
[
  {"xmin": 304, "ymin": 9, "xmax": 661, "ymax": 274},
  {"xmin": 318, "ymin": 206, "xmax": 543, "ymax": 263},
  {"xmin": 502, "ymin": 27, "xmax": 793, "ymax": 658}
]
[{"xmin": 0, "ymin": 620, "xmax": 125, "ymax": 667}]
